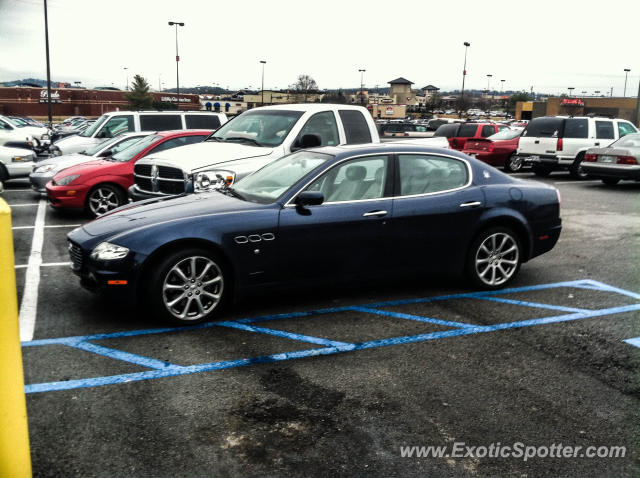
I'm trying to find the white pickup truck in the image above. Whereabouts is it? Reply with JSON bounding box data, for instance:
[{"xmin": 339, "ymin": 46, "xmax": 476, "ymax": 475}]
[{"xmin": 129, "ymin": 104, "xmax": 448, "ymax": 200}]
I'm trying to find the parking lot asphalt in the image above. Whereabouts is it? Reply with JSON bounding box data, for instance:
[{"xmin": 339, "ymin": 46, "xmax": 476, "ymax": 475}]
[{"xmin": 3, "ymin": 172, "xmax": 640, "ymax": 477}]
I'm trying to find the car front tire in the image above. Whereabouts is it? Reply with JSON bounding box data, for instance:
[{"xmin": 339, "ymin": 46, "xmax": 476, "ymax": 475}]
[
  {"xmin": 467, "ymin": 226, "xmax": 522, "ymax": 290},
  {"xmin": 86, "ymin": 184, "xmax": 125, "ymax": 218},
  {"xmin": 146, "ymin": 248, "xmax": 229, "ymax": 325}
]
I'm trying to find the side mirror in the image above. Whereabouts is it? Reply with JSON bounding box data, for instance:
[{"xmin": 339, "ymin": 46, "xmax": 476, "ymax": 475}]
[
  {"xmin": 99, "ymin": 149, "xmax": 112, "ymax": 157},
  {"xmin": 295, "ymin": 191, "xmax": 324, "ymax": 209},
  {"xmin": 292, "ymin": 133, "xmax": 321, "ymax": 152}
]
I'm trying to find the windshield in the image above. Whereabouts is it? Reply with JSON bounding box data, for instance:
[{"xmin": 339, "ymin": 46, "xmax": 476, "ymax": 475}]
[
  {"xmin": 233, "ymin": 150, "xmax": 333, "ymax": 204},
  {"xmin": 611, "ymin": 133, "xmax": 640, "ymax": 148},
  {"xmin": 487, "ymin": 129, "xmax": 521, "ymax": 141},
  {"xmin": 209, "ymin": 110, "xmax": 304, "ymax": 147},
  {"xmin": 80, "ymin": 114, "xmax": 108, "ymax": 137},
  {"xmin": 82, "ymin": 137, "xmax": 112, "ymax": 156},
  {"xmin": 10, "ymin": 117, "xmax": 28, "ymax": 127},
  {"xmin": 111, "ymin": 135, "xmax": 160, "ymax": 162}
]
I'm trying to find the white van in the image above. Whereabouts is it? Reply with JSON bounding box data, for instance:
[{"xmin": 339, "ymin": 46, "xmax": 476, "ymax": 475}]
[{"xmin": 50, "ymin": 110, "xmax": 227, "ymax": 156}]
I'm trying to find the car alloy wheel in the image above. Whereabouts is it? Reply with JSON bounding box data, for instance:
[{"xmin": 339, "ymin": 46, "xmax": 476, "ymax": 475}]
[
  {"xmin": 469, "ymin": 228, "xmax": 521, "ymax": 288},
  {"xmin": 505, "ymin": 153, "xmax": 523, "ymax": 173},
  {"xmin": 162, "ymin": 255, "xmax": 224, "ymax": 322},
  {"xmin": 87, "ymin": 185, "xmax": 123, "ymax": 217}
]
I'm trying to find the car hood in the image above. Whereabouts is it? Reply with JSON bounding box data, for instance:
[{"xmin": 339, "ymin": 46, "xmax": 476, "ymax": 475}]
[
  {"xmin": 138, "ymin": 141, "xmax": 277, "ymax": 172},
  {"xmin": 78, "ymin": 191, "xmax": 260, "ymax": 239},
  {"xmin": 36, "ymin": 153, "xmax": 95, "ymax": 171},
  {"xmin": 0, "ymin": 145, "xmax": 33, "ymax": 156},
  {"xmin": 53, "ymin": 159, "xmax": 114, "ymax": 180}
]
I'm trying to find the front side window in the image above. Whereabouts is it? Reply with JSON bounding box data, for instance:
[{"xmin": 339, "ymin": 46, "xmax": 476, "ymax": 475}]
[
  {"xmin": 140, "ymin": 115, "xmax": 183, "ymax": 131},
  {"xmin": 617, "ymin": 121, "xmax": 637, "ymax": 138},
  {"xmin": 338, "ymin": 110, "xmax": 372, "ymax": 144},
  {"xmin": 306, "ymin": 155, "xmax": 389, "ymax": 202},
  {"xmin": 297, "ymin": 111, "xmax": 340, "ymax": 147},
  {"xmin": 97, "ymin": 115, "xmax": 134, "ymax": 138},
  {"xmin": 398, "ymin": 154, "xmax": 468, "ymax": 196},
  {"xmin": 209, "ymin": 110, "xmax": 303, "ymax": 147},
  {"xmin": 595, "ymin": 121, "xmax": 614, "ymax": 139}
]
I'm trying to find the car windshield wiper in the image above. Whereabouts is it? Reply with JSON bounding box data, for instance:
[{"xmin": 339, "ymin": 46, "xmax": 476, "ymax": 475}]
[
  {"xmin": 224, "ymin": 136, "xmax": 263, "ymax": 147},
  {"xmin": 206, "ymin": 136, "xmax": 224, "ymax": 142}
]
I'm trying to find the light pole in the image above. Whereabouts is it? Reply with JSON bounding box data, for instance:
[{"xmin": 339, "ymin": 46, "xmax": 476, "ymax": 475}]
[
  {"xmin": 168, "ymin": 21, "xmax": 184, "ymax": 109},
  {"xmin": 486, "ymin": 74, "xmax": 492, "ymax": 114},
  {"xmin": 460, "ymin": 42, "xmax": 470, "ymax": 118},
  {"xmin": 43, "ymin": 0, "xmax": 53, "ymax": 128},
  {"xmin": 260, "ymin": 60, "xmax": 266, "ymax": 106},
  {"xmin": 124, "ymin": 67, "xmax": 128, "ymax": 90},
  {"xmin": 358, "ymin": 69, "xmax": 366, "ymax": 105},
  {"xmin": 568, "ymin": 87, "xmax": 574, "ymax": 97},
  {"xmin": 500, "ymin": 79, "xmax": 505, "ymax": 93},
  {"xmin": 623, "ymin": 68, "xmax": 631, "ymax": 97}
]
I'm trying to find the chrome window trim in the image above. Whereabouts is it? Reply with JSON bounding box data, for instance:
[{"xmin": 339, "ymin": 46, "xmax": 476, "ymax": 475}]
[{"xmin": 284, "ymin": 151, "xmax": 473, "ymax": 208}]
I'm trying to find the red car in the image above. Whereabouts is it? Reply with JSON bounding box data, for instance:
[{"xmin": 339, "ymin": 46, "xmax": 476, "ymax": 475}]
[
  {"xmin": 462, "ymin": 128, "xmax": 524, "ymax": 172},
  {"xmin": 434, "ymin": 122, "xmax": 509, "ymax": 150},
  {"xmin": 46, "ymin": 130, "xmax": 211, "ymax": 217}
]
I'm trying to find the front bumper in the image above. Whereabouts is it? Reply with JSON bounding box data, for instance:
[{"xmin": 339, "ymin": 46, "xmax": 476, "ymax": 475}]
[
  {"xmin": 581, "ymin": 162, "xmax": 640, "ymax": 180},
  {"xmin": 128, "ymin": 184, "xmax": 177, "ymax": 202},
  {"xmin": 46, "ymin": 182, "xmax": 89, "ymax": 209},
  {"xmin": 30, "ymin": 171, "xmax": 54, "ymax": 193}
]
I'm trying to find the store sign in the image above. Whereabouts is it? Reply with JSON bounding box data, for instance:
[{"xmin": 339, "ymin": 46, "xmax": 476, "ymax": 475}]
[
  {"xmin": 561, "ymin": 98, "xmax": 584, "ymax": 106},
  {"xmin": 39, "ymin": 89, "xmax": 61, "ymax": 103},
  {"xmin": 385, "ymin": 106, "xmax": 394, "ymax": 115},
  {"xmin": 161, "ymin": 96, "xmax": 192, "ymax": 103}
]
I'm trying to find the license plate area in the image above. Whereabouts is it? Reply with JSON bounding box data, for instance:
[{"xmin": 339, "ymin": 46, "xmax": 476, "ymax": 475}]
[{"xmin": 599, "ymin": 155, "xmax": 615, "ymax": 163}]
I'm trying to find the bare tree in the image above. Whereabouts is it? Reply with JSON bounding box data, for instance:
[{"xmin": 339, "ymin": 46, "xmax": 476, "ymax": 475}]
[{"xmin": 290, "ymin": 74, "xmax": 319, "ymax": 103}]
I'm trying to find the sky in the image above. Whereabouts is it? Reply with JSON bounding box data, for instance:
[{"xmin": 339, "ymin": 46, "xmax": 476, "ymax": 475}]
[{"xmin": 1, "ymin": 0, "xmax": 639, "ymax": 96}]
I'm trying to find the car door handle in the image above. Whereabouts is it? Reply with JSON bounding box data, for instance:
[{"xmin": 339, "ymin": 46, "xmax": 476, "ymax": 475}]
[
  {"xmin": 459, "ymin": 201, "xmax": 482, "ymax": 208},
  {"xmin": 594, "ymin": 142, "xmax": 600, "ymax": 146},
  {"xmin": 534, "ymin": 140, "xmax": 540, "ymax": 144},
  {"xmin": 363, "ymin": 210, "xmax": 388, "ymax": 217}
]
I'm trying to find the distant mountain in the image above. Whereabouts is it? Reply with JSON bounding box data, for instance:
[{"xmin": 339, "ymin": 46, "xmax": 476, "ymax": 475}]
[{"xmin": 1, "ymin": 78, "xmax": 74, "ymax": 88}]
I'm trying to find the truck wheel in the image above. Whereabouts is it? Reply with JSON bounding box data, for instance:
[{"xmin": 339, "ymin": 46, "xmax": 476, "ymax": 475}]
[
  {"xmin": 504, "ymin": 153, "xmax": 523, "ymax": 173},
  {"xmin": 532, "ymin": 165, "xmax": 551, "ymax": 177},
  {"xmin": 85, "ymin": 184, "xmax": 125, "ymax": 218},
  {"xmin": 145, "ymin": 248, "xmax": 229, "ymax": 325},
  {"xmin": 569, "ymin": 153, "xmax": 588, "ymax": 179}
]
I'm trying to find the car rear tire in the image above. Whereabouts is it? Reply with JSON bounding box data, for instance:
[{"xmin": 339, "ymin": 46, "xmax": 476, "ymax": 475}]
[
  {"xmin": 466, "ymin": 226, "xmax": 521, "ymax": 290},
  {"xmin": 602, "ymin": 178, "xmax": 620, "ymax": 186},
  {"xmin": 85, "ymin": 184, "xmax": 125, "ymax": 218},
  {"xmin": 504, "ymin": 153, "xmax": 523, "ymax": 173},
  {"xmin": 532, "ymin": 166, "xmax": 551, "ymax": 177},
  {"xmin": 569, "ymin": 153, "xmax": 588, "ymax": 179},
  {"xmin": 0, "ymin": 164, "xmax": 8, "ymax": 183},
  {"xmin": 146, "ymin": 248, "xmax": 229, "ymax": 325}
]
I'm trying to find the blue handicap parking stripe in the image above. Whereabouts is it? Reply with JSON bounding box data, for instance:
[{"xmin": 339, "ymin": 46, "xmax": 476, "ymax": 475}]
[{"xmin": 23, "ymin": 279, "xmax": 640, "ymax": 394}]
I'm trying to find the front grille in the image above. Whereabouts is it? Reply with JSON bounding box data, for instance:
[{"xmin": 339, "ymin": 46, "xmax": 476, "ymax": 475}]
[
  {"xmin": 136, "ymin": 177, "xmax": 153, "ymax": 192},
  {"xmin": 158, "ymin": 166, "xmax": 184, "ymax": 179},
  {"xmin": 158, "ymin": 180, "xmax": 185, "ymax": 195},
  {"xmin": 134, "ymin": 164, "xmax": 152, "ymax": 176},
  {"xmin": 68, "ymin": 241, "xmax": 85, "ymax": 272}
]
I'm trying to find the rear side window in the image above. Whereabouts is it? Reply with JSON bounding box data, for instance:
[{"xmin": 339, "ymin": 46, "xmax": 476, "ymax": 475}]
[
  {"xmin": 457, "ymin": 124, "xmax": 478, "ymax": 137},
  {"xmin": 140, "ymin": 115, "xmax": 183, "ymax": 131},
  {"xmin": 481, "ymin": 125, "xmax": 495, "ymax": 137},
  {"xmin": 434, "ymin": 123, "xmax": 459, "ymax": 138},
  {"xmin": 617, "ymin": 121, "xmax": 637, "ymax": 138},
  {"xmin": 185, "ymin": 114, "xmax": 221, "ymax": 130},
  {"xmin": 522, "ymin": 117, "xmax": 564, "ymax": 138},
  {"xmin": 595, "ymin": 121, "xmax": 614, "ymax": 139},
  {"xmin": 338, "ymin": 110, "xmax": 372, "ymax": 144},
  {"xmin": 563, "ymin": 118, "xmax": 588, "ymax": 138}
]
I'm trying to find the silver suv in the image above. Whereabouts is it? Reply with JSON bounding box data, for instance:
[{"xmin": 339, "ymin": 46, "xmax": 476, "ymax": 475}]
[{"xmin": 517, "ymin": 116, "xmax": 638, "ymax": 178}]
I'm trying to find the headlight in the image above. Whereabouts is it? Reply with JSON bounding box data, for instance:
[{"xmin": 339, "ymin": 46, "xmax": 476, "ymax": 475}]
[
  {"xmin": 41, "ymin": 134, "xmax": 50, "ymax": 140},
  {"xmin": 193, "ymin": 170, "xmax": 235, "ymax": 193},
  {"xmin": 12, "ymin": 154, "xmax": 36, "ymax": 163},
  {"xmin": 90, "ymin": 242, "xmax": 129, "ymax": 261},
  {"xmin": 33, "ymin": 164, "xmax": 55, "ymax": 173},
  {"xmin": 54, "ymin": 174, "xmax": 80, "ymax": 186}
]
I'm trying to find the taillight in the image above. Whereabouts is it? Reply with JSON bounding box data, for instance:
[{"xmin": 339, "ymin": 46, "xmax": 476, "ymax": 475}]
[
  {"xmin": 617, "ymin": 156, "xmax": 638, "ymax": 165},
  {"xmin": 584, "ymin": 154, "xmax": 597, "ymax": 162},
  {"xmin": 404, "ymin": 132, "xmax": 409, "ymax": 137},
  {"xmin": 487, "ymin": 143, "xmax": 494, "ymax": 152},
  {"xmin": 557, "ymin": 137, "xmax": 563, "ymax": 151}
]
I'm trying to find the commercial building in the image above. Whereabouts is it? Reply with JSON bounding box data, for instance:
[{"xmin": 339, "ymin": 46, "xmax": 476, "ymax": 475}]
[
  {"xmin": 0, "ymin": 86, "xmax": 199, "ymax": 118},
  {"xmin": 516, "ymin": 97, "xmax": 639, "ymax": 124}
]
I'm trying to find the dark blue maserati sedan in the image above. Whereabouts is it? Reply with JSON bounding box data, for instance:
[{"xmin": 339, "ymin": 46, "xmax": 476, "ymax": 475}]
[{"xmin": 67, "ymin": 143, "xmax": 561, "ymax": 324}]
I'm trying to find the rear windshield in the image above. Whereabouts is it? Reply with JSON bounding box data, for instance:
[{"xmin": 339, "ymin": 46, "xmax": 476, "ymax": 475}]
[
  {"xmin": 487, "ymin": 129, "xmax": 521, "ymax": 141},
  {"xmin": 522, "ymin": 117, "xmax": 564, "ymax": 138},
  {"xmin": 434, "ymin": 123, "xmax": 459, "ymax": 138},
  {"xmin": 611, "ymin": 132, "xmax": 640, "ymax": 148},
  {"xmin": 457, "ymin": 124, "xmax": 478, "ymax": 137}
]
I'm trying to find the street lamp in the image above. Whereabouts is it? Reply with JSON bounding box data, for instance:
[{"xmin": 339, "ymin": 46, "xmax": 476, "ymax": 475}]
[
  {"xmin": 460, "ymin": 42, "xmax": 470, "ymax": 118},
  {"xmin": 168, "ymin": 21, "xmax": 185, "ymax": 109},
  {"xmin": 486, "ymin": 74, "xmax": 492, "ymax": 114},
  {"xmin": 124, "ymin": 67, "xmax": 128, "ymax": 90},
  {"xmin": 358, "ymin": 69, "xmax": 366, "ymax": 105},
  {"xmin": 500, "ymin": 79, "xmax": 505, "ymax": 93},
  {"xmin": 260, "ymin": 60, "xmax": 266, "ymax": 106},
  {"xmin": 623, "ymin": 68, "xmax": 631, "ymax": 97},
  {"xmin": 568, "ymin": 87, "xmax": 574, "ymax": 97}
]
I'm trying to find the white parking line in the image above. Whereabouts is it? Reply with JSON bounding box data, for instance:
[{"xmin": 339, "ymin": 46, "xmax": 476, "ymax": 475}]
[
  {"xmin": 19, "ymin": 199, "xmax": 46, "ymax": 342},
  {"xmin": 7, "ymin": 203, "xmax": 39, "ymax": 207},
  {"xmin": 12, "ymin": 224, "xmax": 80, "ymax": 230},
  {"xmin": 554, "ymin": 180, "xmax": 603, "ymax": 185},
  {"xmin": 14, "ymin": 262, "xmax": 71, "ymax": 269},
  {"xmin": 3, "ymin": 189, "xmax": 35, "ymax": 192}
]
